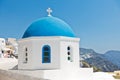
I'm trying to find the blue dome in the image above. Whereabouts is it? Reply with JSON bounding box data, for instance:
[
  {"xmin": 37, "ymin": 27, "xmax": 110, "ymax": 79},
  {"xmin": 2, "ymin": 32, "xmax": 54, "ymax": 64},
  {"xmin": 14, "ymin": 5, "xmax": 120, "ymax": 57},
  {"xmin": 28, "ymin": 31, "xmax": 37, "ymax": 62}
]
[{"xmin": 22, "ymin": 16, "xmax": 76, "ymax": 38}]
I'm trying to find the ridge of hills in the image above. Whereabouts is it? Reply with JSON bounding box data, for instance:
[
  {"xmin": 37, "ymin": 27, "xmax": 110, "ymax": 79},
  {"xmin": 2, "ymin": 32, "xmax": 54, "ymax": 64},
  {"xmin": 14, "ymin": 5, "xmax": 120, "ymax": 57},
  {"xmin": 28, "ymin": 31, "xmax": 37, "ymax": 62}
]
[{"xmin": 80, "ymin": 48, "xmax": 120, "ymax": 72}]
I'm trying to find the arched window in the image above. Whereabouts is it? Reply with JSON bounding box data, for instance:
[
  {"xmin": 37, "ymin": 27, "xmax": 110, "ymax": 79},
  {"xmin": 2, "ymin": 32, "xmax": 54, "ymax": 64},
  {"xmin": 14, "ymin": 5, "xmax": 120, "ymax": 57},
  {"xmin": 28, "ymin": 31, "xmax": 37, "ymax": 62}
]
[{"xmin": 42, "ymin": 45, "xmax": 51, "ymax": 63}]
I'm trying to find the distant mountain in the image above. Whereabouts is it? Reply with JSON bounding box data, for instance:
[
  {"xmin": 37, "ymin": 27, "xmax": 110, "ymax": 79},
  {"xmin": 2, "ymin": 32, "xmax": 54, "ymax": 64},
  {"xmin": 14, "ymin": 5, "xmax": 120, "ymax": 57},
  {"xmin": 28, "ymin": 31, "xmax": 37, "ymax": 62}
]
[
  {"xmin": 104, "ymin": 50, "xmax": 120, "ymax": 68},
  {"xmin": 80, "ymin": 48, "xmax": 101, "ymax": 60},
  {"xmin": 80, "ymin": 48, "xmax": 120, "ymax": 72}
]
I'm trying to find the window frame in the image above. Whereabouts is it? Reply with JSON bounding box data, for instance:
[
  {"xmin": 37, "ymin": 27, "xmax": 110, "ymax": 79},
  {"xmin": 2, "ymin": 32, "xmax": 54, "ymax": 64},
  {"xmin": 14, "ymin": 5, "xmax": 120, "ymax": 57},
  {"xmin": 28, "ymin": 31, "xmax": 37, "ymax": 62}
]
[{"xmin": 42, "ymin": 45, "xmax": 51, "ymax": 63}]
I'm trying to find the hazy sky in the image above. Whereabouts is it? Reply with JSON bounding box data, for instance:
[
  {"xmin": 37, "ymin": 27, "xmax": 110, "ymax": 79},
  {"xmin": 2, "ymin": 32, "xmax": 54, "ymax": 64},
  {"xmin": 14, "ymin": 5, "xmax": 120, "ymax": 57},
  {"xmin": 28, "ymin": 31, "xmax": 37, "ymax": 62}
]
[{"xmin": 0, "ymin": 0, "xmax": 120, "ymax": 53}]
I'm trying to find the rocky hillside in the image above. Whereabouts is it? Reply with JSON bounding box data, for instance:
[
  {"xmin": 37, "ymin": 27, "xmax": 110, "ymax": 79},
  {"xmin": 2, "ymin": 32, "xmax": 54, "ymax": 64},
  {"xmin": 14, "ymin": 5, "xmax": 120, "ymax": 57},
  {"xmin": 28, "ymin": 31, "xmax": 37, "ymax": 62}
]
[
  {"xmin": 104, "ymin": 50, "xmax": 120, "ymax": 68},
  {"xmin": 80, "ymin": 48, "xmax": 120, "ymax": 72}
]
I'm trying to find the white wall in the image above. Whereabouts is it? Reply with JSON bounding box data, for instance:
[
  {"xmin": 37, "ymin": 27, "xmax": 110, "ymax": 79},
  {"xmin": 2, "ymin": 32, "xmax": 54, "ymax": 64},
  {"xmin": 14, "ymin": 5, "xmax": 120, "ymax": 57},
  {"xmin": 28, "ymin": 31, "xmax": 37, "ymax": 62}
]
[
  {"xmin": 60, "ymin": 37, "xmax": 80, "ymax": 69},
  {"xmin": 32, "ymin": 39, "xmax": 60, "ymax": 69},
  {"xmin": 44, "ymin": 68, "xmax": 93, "ymax": 80},
  {"xmin": 18, "ymin": 37, "xmax": 61, "ymax": 70},
  {"xmin": 18, "ymin": 36, "xmax": 89, "ymax": 71},
  {"xmin": 18, "ymin": 40, "xmax": 34, "ymax": 69},
  {"xmin": 18, "ymin": 36, "xmax": 93, "ymax": 80}
]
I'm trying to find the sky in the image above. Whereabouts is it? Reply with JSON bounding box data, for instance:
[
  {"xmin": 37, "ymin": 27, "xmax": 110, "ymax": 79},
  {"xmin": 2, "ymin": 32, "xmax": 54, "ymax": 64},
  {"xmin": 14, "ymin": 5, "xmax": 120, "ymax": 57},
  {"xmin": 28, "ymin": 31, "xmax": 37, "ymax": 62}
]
[{"xmin": 0, "ymin": 0, "xmax": 120, "ymax": 53}]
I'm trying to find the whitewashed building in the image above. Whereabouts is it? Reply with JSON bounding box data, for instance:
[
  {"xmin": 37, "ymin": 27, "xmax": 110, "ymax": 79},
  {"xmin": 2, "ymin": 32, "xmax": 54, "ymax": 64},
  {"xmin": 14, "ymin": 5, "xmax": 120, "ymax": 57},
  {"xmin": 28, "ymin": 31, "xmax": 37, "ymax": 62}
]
[
  {"xmin": 0, "ymin": 38, "xmax": 6, "ymax": 57},
  {"xmin": 18, "ymin": 8, "xmax": 93, "ymax": 80}
]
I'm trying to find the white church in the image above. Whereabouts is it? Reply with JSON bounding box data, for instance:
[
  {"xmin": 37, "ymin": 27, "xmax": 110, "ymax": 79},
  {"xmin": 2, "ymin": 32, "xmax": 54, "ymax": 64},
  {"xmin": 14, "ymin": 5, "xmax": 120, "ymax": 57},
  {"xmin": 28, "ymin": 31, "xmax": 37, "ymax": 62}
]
[{"xmin": 18, "ymin": 8, "xmax": 93, "ymax": 80}]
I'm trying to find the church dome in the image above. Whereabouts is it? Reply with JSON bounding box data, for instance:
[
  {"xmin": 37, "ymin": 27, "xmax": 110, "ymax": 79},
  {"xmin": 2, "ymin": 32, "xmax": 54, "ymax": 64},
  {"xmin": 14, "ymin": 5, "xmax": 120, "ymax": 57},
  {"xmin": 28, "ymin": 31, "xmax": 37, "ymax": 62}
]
[{"xmin": 22, "ymin": 16, "xmax": 76, "ymax": 38}]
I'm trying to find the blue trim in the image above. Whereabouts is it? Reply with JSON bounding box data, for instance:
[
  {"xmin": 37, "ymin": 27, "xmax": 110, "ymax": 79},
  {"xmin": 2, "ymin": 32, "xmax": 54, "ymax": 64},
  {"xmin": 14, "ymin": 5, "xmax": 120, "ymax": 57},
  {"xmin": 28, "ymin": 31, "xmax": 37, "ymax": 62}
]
[{"xmin": 42, "ymin": 45, "xmax": 51, "ymax": 63}]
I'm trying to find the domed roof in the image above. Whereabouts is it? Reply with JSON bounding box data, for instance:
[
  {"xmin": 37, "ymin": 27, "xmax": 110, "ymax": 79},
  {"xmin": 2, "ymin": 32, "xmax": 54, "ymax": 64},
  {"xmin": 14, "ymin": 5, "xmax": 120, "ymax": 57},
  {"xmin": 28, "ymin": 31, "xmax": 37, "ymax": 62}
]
[{"xmin": 22, "ymin": 16, "xmax": 76, "ymax": 38}]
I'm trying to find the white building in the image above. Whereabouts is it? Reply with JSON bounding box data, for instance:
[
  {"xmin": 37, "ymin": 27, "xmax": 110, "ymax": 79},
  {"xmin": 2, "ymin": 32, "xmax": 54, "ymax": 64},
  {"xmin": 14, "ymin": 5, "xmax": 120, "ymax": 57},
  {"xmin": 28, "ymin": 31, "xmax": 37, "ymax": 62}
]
[
  {"xmin": 0, "ymin": 38, "xmax": 18, "ymax": 58},
  {"xmin": 0, "ymin": 38, "xmax": 6, "ymax": 47},
  {"xmin": 7, "ymin": 38, "xmax": 18, "ymax": 55},
  {"xmin": 0, "ymin": 38, "xmax": 6, "ymax": 57},
  {"xmin": 18, "ymin": 8, "xmax": 93, "ymax": 80}
]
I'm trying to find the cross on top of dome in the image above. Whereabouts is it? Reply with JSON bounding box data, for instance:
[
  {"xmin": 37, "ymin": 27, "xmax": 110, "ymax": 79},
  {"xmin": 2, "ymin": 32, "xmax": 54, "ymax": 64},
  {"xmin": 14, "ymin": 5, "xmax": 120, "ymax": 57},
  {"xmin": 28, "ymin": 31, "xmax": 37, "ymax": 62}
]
[{"xmin": 47, "ymin": 8, "xmax": 52, "ymax": 16}]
